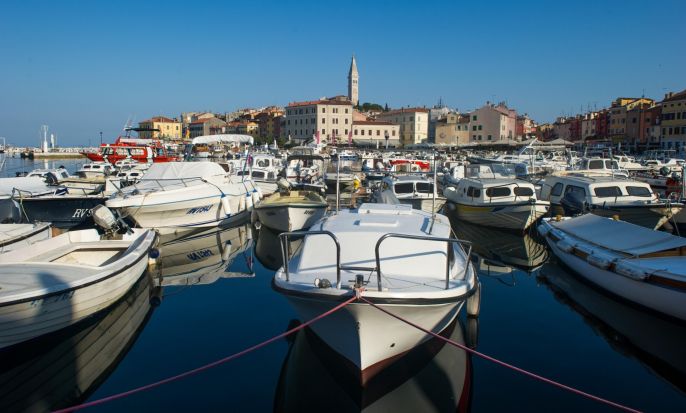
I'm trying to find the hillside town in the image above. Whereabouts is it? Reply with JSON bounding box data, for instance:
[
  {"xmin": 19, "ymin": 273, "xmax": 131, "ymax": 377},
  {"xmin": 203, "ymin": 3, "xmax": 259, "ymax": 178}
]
[{"xmin": 130, "ymin": 56, "xmax": 685, "ymax": 155}]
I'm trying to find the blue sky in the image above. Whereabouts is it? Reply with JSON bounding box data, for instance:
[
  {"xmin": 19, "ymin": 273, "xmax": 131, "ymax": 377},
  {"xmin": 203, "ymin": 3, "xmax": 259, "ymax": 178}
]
[{"xmin": 1, "ymin": 0, "xmax": 684, "ymax": 146}]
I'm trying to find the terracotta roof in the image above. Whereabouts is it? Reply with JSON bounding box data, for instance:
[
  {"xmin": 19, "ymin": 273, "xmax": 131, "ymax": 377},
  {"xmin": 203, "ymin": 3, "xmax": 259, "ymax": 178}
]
[
  {"xmin": 353, "ymin": 120, "xmax": 396, "ymax": 126},
  {"xmin": 190, "ymin": 118, "xmax": 224, "ymax": 125},
  {"xmin": 662, "ymin": 89, "xmax": 686, "ymax": 103},
  {"xmin": 288, "ymin": 98, "xmax": 353, "ymax": 107},
  {"xmin": 377, "ymin": 107, "xmax": 429, "ymax": 116},
  {"xmin": 141, "ymin": 116, "xmax": 176, "ymax": 123}
]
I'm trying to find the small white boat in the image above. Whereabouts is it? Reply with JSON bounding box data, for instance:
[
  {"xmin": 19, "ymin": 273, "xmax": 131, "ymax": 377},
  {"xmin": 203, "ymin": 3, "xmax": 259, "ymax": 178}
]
[
  {"xmin": 538, "ymin": 214, "xmax": 686, "ymax": 322},
  {"xmin": 0, "ymin": 228, "xmax": 156, "ymax": 349},
  {"xmin": 540, "ymin": 174, "xmax": 682, "ymax": 230},
  {"xmin": 0, "ymin": 223, "xmax": 51, "ymax": 253},
  {"xmin": 106, "ymin": 162, "xmax": 261, "ymax": 235},
  {"xmin": 378, "ymin": 175, "xmax": 446, "ymax": 214},
  {"xmin": 75, "ymin": 162, "xmax": 114, "ymax": 179},
  {"xmin": 273, "ymin": 203, "xmax": 478, "ymax": 383},
  {"xmin": 255, "ymin": 189, "xmax": 328, "ymax": 232},
  {"xmin": 444, "ymin": 165, "xmax": 549, "ymax": 231}
]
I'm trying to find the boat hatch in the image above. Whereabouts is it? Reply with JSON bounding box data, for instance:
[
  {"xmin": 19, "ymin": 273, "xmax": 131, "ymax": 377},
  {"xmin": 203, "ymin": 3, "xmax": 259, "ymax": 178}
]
[
  {"xmin": 358, "ymin": 203, "xmax": 413, "ymax": 215},
  {"xmin": 355, "ymin": 217, "xmax": 399, "ymax": 227}
]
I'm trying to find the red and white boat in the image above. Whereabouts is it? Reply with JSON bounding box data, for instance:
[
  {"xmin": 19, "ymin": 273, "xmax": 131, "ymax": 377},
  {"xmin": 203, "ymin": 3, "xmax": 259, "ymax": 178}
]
[
  {"xmin": 83, "ymin": 137, "xmax": 176, "ymax": 163},
  {"xmin": 388, "ymin": 159, "xmax": 431, "ymax": 172}
]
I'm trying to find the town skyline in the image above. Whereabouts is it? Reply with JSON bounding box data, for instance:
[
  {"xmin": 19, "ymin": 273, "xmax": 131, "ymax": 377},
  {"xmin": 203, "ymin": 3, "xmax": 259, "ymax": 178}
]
[{"xmin": 1, "ymin": 0, "xmax": 685, "ymax": 146}]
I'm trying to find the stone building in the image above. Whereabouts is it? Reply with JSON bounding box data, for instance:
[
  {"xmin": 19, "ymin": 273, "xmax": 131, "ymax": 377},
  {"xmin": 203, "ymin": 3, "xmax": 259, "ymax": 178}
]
[
  {"xmin": 375, "ymin": 108, "xmax": 429, "ymax": 146},
  {"xmin": 138, "ymin": 116, "xmax": 182, "ymax": 140},
  {"xmin": 434, "ymin": 113, "xmax": 470, "ymax": 145},
  {"xmin": 467, "ymin": 102, "xmax": 516, "ymax": 143},
  {"xmin": 284, "ymin": 96, "xmax": 353, "ymax": 143},
  {"xmin": 352, "ymin": 120, "xmax": 400, "ymax": 147},
  {"xmin": 348, "ymin": 56, "xmax": 359, "ymax": 106},
  {"xmin": 660, "ymin": 89, "xmax": 686, "ymax": 152}
]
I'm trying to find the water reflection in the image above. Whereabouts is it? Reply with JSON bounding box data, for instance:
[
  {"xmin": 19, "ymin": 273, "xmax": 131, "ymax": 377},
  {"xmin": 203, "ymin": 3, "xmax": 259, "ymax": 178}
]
[
  {"xmin": 0, "ymin": 274, "xmax": 156, "ymax": 412},
  {"xmin": 254, "ymin": 224, "xmax": 302, "ymax": 271},
  {"xmin": 274, "ymin": 319, "xmax": 472, "ymax": 413},
  {"xmin": 450, "ymin": 218, "xmax": 548, "ymax": 272},
  {"xmin": 154, "ymin": 223, "xmax": 255, "ymax": 287},
  {"xmin": 539, "ymin": 263, "xmax": 686, "ymax": 392}
]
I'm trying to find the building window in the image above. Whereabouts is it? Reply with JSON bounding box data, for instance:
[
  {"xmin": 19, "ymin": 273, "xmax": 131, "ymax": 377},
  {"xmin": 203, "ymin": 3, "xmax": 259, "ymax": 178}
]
[
  {"xmin": 361, "ymin": 130, "xmax": 365, "ymax": 136},
  {"xmin": 322, "ymin": 119, "xmax": 326, "ymax": 124},
  {"xmin": 478, "ymin": 125, "xmax": 483, "ymax": 130},
  {"xmin": 345, "ymin": 108, "xmax": 349, "ymax": 113},
  {"xmin": 322, "ymin": 108, "xmax": 326, "ymax": 113},
  {"xmin": 322, "ymin": 129, "xmax": 326, "ymax": 134},
  {"xmin": 345, "ymin": 118, "xmax": 348, "ymax": 124},
  {"xmin": 472, "ymin": 126, "xmax": 477, "ymax": 131},
  {"xmin": 354, "ymin": 129, "xmax": 358, "ymax": 135},
  {"xmin": 472, "ymin": 115, "xmax": 477, "ymax": 121},
  {"xmin": 376, "ymin": 130, "xmax": 380, "ymax": 136},
  {"xmin": 392, "ymin": 130, "xmax": 396, "ymax": 136}
]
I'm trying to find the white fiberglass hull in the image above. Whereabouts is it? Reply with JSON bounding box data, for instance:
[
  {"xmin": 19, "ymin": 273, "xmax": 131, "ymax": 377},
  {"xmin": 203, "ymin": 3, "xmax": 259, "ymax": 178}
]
[
  {"xmin": 0, "ymin": 231, "xmax": 155, "ymax": 349},
  {"xmin": 448, "ymin": 201, "xmax": 548, "ymax": 231},
  {"xmin": 255, "ymin": 204, "xmax": 327, "ymax": 232},
  {"xmin": 0, "ymin": 223, "xmax": 51, "ymax": 253},
  {"xmin": 544, "ymin": 234, "xmax": 686, "ymax": 321},
  {"xmin": 398, "ymin": 197, "xmax": 447, "ymax": 214},
  {"xmin": 284, "ymin": 295, "xmax": 463, "ymax": 382},
  {"xmin": 108, "ymin": 186, "xmax": 258, "ymax": 235}
]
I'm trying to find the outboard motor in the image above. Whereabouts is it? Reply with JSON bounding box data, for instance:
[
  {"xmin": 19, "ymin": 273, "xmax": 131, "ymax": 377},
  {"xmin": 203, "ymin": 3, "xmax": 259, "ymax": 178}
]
[
  {"xmin": 92, "ymin": 204, "xmax": 131, "ymax": 235},
  {"xmin": 560, "ymin": 190, "xmax": 588, "ymax": 216}
]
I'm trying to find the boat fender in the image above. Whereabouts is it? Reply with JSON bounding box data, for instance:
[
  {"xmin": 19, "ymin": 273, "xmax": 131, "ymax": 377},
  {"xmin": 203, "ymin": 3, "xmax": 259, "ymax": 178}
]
[
  {"xmin": 538, "ymin": 223, "xmax": 551, "ymax": 237},
  {"xmin": 251, "ymin": 189, "xmax": 260, "ymax": 205},
  {"xmin": 557, "ymin": 239, "xmax": 575, "ymax": 253},
  {"xmin": 466, "ymin": 281, "xmax": 481, "ymax": 317},
  {"xmin": 221, "ymin": 241, "xmax": 233, "ymax": 261},
  {"xmin": 221, "ymin": 195, "xmax": 232, "ymax": 216},
  {"xmin": 238, "ymin": 194, "xmax": 246, "ymax": 212},
  {"xmin": 314, "ymin": 278, "xmax": 331, "ymax": 289},
  {"xmin": 614, "ymin": 261, "xmax": 649, "ymax": 280},
  {"xmin": 575, "ymin": 243, "xmax": 594, "ymax": 257},
  {"xmin": 245, "ymin": 192, "xmax": 253, "ymax": 210},
  {"xmin": 466, "ymin": 317, "xmax": 479, "ymax": 350},
  {"xmin": 587, "ymin": 253, "xmax": 614, "ymax": 270}
]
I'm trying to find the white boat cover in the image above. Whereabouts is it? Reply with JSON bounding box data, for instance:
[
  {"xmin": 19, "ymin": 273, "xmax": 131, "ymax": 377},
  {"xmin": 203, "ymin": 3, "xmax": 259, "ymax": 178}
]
[
  {"xmin": 142, "ymin": 162, "xmax": 225, "ymax": 180},
  {"xmin": 0, "ymin": 177, "xmax": 51, "ymax": 196},
  {"xmin": 191, "ymin": 134, "xmax": 254, "ymax": 145},
  {"xmin": 551, "ymin": 214, "xmax": 686, "ymax": 256}
]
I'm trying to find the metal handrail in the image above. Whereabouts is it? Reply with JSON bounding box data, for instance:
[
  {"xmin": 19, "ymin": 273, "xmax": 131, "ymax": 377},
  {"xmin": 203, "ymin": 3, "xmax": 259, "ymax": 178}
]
[
  {"xmin": 279, "ymin": 230, "xmax": 341, "ymax": 288},
  {"xmin": 278, "ymin": 230, "xmax": 472, "ymax": 293},
  {"xmin": 374, "ymin": 233, "xmax": 472, "ymax": 292}
]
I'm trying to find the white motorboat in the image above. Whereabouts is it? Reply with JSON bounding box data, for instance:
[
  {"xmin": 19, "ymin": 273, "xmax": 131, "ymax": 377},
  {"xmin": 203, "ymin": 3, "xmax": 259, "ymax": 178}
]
[
  {"xmin": 254, "ymin": 188, "xmax": 328, "ymax": 232},
  {"xmin": 246, "ymin": 153, "xmax": 283, "ymax": 195},
  {"xmin": 378, "ymin": 175, "xmax": 446, "ymax": 214},
  {"xmin": 0, "ymin": 223, "xmax": 51, "ymax": 253},
  {"xmin": 106, "ymin": 162, "xmax": 261, "ymax": 235},
  {"xmin": 443, "ymin": 164, "xmax": 549, "ymax": 231},
  {"xmin": 75, "ymin": 162, "xmax": 114, "ymax": 179},
  {"xmin": 273, "ymin": 203, "xmax": 478, "ymax": 383},
  {"xmin": 0, "ymin": 228, "xmax": 156, "ymax": 349},
  {"xmin": 538, "ymin": 214, "xmax": 686, "ymax": 322},
  {"xmin": 283, "ymin": 155, "xmax": 327, "ymax": 194},
  {"xmin": 540, "ymin": 174, "xmax": 682, "ymax": 230}
]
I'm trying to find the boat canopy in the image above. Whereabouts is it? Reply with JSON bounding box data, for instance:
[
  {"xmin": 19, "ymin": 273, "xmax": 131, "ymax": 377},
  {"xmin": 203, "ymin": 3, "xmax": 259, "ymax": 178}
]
[
  {"xmin": 551, "ymin": 214, "xmax": 686, "ymax": 256},
  {"xmin": 143, "ymin": 162, "xmax": 226, "ymax": 180},
  {"xmin": 191, "ymin": 134, "xmax": 254, "ymax": 145}
]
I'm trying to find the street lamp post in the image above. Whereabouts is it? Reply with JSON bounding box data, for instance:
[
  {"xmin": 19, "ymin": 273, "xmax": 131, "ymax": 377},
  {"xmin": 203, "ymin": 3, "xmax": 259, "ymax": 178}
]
[
  {"xmin": 384, "ymin": 131, "xmax": 389, "ymax": 150},
  {"xmin": 99, "ymin": 131, "xmax": 103, "ymax": 146}
]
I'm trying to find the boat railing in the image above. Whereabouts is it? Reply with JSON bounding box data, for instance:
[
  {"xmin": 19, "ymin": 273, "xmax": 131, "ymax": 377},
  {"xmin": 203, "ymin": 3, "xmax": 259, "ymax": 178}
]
[{"xmin": 278, "ymin": 231, "xmax": 472, "ymax": 292}]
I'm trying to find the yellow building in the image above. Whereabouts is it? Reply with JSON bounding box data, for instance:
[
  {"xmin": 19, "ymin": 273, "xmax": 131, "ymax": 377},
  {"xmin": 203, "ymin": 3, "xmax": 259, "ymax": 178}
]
[
  {"xmin": 660, "ymin": 89, "xmax": 686, "ymax": 151},
  {"xmin": 138, "ymin": 116, "xmax": 182, "ymax": 140}
]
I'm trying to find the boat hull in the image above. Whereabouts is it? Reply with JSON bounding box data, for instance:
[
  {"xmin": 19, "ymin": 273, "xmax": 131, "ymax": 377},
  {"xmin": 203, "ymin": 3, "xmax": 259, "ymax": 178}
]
[
  {"xmin": 255, "ymin": 204, "xmax": 327, "ymax": 232},
  {"xmin": 0, "ymin": 223, "xmax": 51, "ymax": 253},
  {"xmin": 398, "ymin": 197, "xmax": 447, "ymax": 214},
  {"xmin": 14, "ymin": 196, "xmax": 106, "ymax": 229},
  {"xmin": 552, "ymin": 202, "xmax": 681, "ymax": 230},
  {"xmin": 542, "ymin": 229, "xmax": 686, "ymax": 322},
  {"xmin": 282, "ymin": 295, "xmax": 463, "ymax": 384},
  {"xmin": 0, "ymin": 234, "xmax": 154, "ymax": 349},
  {"xmin": 448, "ymin": 201, "xmax": 548, "ymax": 231}
]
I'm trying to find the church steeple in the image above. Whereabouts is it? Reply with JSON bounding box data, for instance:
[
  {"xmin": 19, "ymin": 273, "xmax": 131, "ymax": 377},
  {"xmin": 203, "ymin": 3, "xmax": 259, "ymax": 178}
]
[{"xmin": 347, "ymin": 55, "xmax": 359, "ymax": 106}]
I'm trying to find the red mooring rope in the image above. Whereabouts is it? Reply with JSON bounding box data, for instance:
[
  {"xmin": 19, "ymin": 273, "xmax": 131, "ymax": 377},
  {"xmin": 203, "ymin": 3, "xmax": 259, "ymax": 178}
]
[
  {"xmin": 358, "ymin": 295, "xmax": 642, "ymax": 413},
  {"xmin": 53, "ymin": 291, "xmax": 642, "ymax": 413},
  {"xmin": 52, "ymin": 295, "xmax": 358, "ymax": 413}
]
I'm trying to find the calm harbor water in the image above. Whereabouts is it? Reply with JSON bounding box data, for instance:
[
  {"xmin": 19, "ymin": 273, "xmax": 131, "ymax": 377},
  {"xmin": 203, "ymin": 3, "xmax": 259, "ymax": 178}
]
[{"xmin": 1, "ymin": 157, "xmax": 685, "ymax": 412}]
